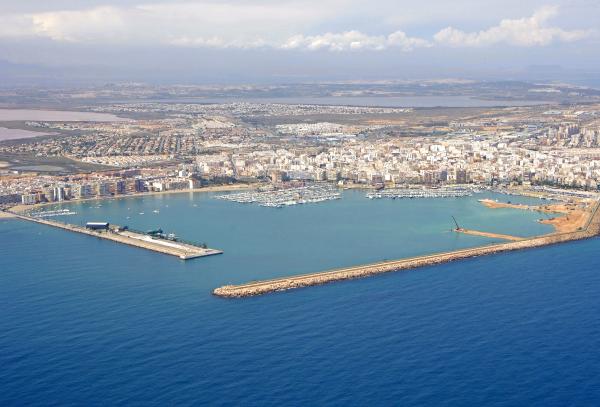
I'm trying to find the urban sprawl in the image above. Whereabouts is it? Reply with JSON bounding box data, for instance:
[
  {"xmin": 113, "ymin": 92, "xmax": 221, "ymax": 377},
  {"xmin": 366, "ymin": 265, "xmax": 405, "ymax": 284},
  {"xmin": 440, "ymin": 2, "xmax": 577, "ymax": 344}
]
[{"xmin": 2, "ymin": 101, "xmax": 600, "ymax": 207}]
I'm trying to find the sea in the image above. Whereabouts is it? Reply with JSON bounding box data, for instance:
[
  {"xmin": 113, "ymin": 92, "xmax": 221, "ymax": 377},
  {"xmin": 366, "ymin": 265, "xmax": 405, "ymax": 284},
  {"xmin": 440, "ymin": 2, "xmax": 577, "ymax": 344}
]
[{"xmin": 2, "ymin": 190, "xmax": 600, "ymax": 406}]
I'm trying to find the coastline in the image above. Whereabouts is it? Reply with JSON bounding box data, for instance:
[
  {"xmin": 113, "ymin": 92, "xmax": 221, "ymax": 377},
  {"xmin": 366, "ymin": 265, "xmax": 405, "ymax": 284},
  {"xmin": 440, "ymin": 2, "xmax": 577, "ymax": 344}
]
[
  {"xmin": 9, "ymin": 182, "xmax": 592, "ymax": 235},
  {"xmin": 478, "ymin": 198, "xmax": 591, "ymax": 234},
  {"xmin": 8, "ymin": 183, "xmax": 255, "ymax": 213},
  {"xmin": 0, "ymin": 210, "xmax": 15, "ymax": 219},
  {"xmin": 6, "ymin": 179, "xmax": 599, "ymax": 297}
]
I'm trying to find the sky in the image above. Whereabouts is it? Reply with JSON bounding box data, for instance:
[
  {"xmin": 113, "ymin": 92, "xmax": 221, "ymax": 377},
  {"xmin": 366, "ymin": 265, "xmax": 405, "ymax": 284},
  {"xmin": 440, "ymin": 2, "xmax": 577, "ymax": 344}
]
[{"xmin": 0, "ymin": 0, "xmax": 598, "ymax": 85}]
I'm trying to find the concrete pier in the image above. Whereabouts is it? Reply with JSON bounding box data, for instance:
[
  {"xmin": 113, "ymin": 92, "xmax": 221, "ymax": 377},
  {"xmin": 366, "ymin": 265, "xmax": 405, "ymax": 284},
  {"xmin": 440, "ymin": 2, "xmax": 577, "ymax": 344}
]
[
  {"xmin": 7, "ymin": 212, "xmax": 222, "ymax": 260},
  {"xmin": 214, "ymin": 200, "xmax": 600, "ymax": 298}
]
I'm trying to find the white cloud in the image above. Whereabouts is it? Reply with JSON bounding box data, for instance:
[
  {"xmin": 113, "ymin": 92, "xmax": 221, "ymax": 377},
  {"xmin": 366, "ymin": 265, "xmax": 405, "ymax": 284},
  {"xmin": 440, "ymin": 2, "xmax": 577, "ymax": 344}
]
[
  {"xmin": 0, "ymin": 2, "xmax": 593, "ymax": 53},
  {"xmin": 434, "ymin": 5, "xmax": 593, "ymax": 47},
  {"xmin": 28, "ymin": 7, "xmax": 128, "ymax": 42},
  {"xmin": 0, "ymin": 2, "xmax": 431, "ymax": 52},
  {"xmin": 280, "ymin": 30, "xmax": 430, "ymax": 51},
  {"xmin": 167, "ymin": 30, "xmax": 431, "ymax": 52},
  {"xmin": 168, "ymin": 36, "xmax": 269, "ymax": 49},
  {"xmin": 0, "ymin": 2, "xmax": 330, "ymax": 45}
]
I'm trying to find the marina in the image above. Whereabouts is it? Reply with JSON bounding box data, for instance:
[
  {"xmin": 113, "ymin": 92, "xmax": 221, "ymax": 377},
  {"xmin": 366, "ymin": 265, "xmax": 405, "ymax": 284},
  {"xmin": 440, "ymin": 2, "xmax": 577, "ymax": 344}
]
[
  {"xmin": 6, "ymin": 188, "xmax": 563, "ymax": 285},
  {"xmin": 366, "ymin": 186, "xmax": 479, "ymax": 200},
  {"xmin": 214, "ymin": 184, "xmax": 341, "ymax": 208}
]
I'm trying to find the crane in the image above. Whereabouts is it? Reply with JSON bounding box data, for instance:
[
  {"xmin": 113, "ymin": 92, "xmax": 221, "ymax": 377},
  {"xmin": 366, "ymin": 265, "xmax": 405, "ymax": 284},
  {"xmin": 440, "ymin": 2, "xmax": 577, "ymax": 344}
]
[{"xmin": 451, "ymin": 215, "xmax": 462, "ymax": 231}]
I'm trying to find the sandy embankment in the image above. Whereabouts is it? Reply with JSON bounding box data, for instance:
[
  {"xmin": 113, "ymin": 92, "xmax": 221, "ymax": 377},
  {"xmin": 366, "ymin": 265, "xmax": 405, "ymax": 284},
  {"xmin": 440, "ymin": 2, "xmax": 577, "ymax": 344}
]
[
  {"xmin": 479, "ymin": 198, "xmax": 590, "ymax": 233},
  {"xmin": 479, "ymin": 199, "xmax": 532, "ymax": 210},
  {"xmin": 539, "ymin": 204, "xmax": 589, "ymax": 233},
  {"xmin": 456, "ymin": 228, "xmax": 523, "ymax": 241}
]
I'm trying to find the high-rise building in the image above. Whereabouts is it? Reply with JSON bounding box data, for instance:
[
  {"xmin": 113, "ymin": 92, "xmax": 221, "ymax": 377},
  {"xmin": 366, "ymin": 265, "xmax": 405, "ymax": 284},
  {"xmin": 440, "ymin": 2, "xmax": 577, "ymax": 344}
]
[
  {"xmin": 115, "ymin": 180, "xmax": 126, "ymax": 195},
  {"xmin": 134, "ymin": 179, "xmax": 147, "ymax": 193},
  {"xmin": 456, "ymin": 169, "xmax": 469, "ymax": 184},
  {"xmin": 96, "ymin": 182, "xmax": 111, "ymax": 196},
  {"xmin": 53, "ymin": 186, "xmax": 65, "ymax": 202}
]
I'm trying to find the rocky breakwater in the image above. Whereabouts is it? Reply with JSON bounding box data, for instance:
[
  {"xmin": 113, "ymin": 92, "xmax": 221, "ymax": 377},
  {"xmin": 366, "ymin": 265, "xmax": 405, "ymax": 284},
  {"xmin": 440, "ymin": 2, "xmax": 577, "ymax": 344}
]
[{"xmin": 214, "ymin": 201, "xmax": 600, "ymax": 298}]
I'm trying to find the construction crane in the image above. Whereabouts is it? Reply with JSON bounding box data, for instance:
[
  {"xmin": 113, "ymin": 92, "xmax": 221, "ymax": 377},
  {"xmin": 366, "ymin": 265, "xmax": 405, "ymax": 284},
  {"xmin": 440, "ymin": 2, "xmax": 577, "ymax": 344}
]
[{"xmin": 451, "ymin": 215, "xmax": 462, "ymax": 231}]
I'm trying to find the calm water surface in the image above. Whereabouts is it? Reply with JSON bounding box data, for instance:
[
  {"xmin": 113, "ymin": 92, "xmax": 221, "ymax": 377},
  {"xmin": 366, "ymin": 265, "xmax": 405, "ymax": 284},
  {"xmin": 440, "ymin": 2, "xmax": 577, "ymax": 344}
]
[
  {"xmin": 0, "ymin": 109, "xmax": 127, "ymax": 122},
  {"xmin": 0, "ymin": 127, "xmax": 54, "ymax": 141},
  {"xmin": 29, "ymin": 190, "xmax": 554, "ymax": 282},
  {"xmin": 2, "ymin": 191, "xmax": 599, "ymax": 406}
]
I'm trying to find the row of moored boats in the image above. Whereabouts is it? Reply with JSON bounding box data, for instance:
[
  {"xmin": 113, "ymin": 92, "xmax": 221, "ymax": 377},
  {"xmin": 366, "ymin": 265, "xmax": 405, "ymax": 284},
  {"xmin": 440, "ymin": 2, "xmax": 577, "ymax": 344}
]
[
  {"xmin": 366, "ymin": 187, "xmax": 478, "ymax": 200},
  {"xmin": 215, "ymin": 185, "xmax": 341, "ymax": 208},
  {"xmin": 30, "ymin": 208, "xmax": 78, "ymax": 218}
]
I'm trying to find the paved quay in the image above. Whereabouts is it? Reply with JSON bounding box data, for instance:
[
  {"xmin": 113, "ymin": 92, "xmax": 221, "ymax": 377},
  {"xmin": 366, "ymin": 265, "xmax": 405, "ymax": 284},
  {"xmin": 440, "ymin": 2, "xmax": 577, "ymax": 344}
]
[
  {"xmin": 6, "ymin": 211, "xmax": 222, "ymax": 260},
  {"xmin": 214, "ymin": 200, "xmax": 600, "ymax": 298}
]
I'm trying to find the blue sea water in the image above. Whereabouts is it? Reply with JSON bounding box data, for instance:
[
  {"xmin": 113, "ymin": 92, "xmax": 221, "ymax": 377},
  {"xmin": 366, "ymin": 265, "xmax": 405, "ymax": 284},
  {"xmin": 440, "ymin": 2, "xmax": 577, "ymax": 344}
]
[
  {"xmin": 24, "ymin": 190, "xmax": 554, "ymax": 284},
  {"xmin": 2, "ymin": 191, "xmax": 600, "ymax": 406}
]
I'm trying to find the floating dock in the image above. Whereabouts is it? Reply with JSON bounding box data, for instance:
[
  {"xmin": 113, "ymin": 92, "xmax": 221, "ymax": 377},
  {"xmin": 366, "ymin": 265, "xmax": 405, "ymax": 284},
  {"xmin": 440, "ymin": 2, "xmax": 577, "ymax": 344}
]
[
  {"xmin": 7, "ymin": 212, "xmax": 222, "ymax": 260},
  {"xmin": 214, "ymin": 200, "xmax": 600, "ymax": 298}
]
